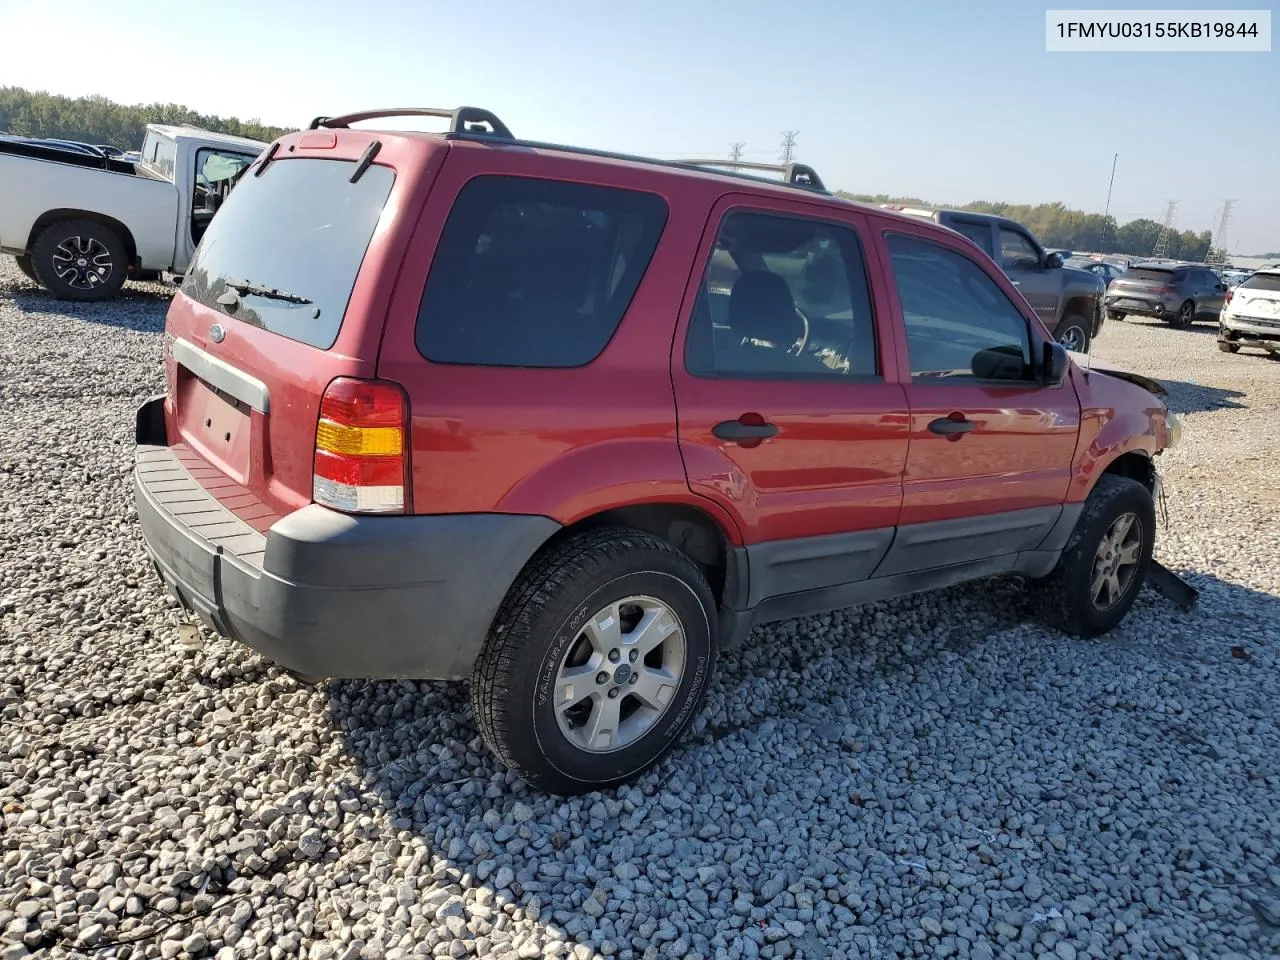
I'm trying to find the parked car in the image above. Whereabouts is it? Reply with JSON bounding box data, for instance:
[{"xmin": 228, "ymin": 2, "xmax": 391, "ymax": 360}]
[
  {"xmin": 1218, "ymin": 268, "xmax": 1280, "ymax": 357},
  {"xmin": 0, "ymin": 124, "xmax": 264, "ymax": 300},
  {"xmin": 132, "ymin": 105, "xmax": 1182, "ymax": 795},
  {"xmin": 1065, "ymin": 257, "xmax": 1126, "ymax": 286},
  {"xmin": 1104, "ymin": 261, "xmax": 1228, "ymax": 328},
  {"xmin": 878, "ymin": 205, "xmax": 1105, "ymax": 352}
]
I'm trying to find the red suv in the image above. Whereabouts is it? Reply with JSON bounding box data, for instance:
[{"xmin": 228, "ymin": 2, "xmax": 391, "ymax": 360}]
[{"xmin": 133, "ymin": 106, "xmax": 1181, "ymax": 795}]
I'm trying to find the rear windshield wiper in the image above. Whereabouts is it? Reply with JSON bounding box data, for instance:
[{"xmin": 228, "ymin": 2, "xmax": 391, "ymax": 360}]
[{"xmin": 216, "ymin": 276, "xmax": 313, "ymax": 306}]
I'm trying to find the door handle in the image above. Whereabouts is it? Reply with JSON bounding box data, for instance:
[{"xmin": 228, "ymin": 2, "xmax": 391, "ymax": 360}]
[
  {"xmin": 928, "ymin": 416, "xmax": 975, "ymax": 435},
  {"xmin": 713, "ymin": 418, "xmax": 779, "ymax": 442}
]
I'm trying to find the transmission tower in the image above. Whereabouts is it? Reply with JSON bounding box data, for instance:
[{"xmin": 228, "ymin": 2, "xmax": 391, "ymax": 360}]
[
  {"xmin": 729, "ymin": 142, "xmax": 745, "ymax": 170},
  {"xmin": 1207, "ymin": 199, "xmax": 1235, "ymax": 265},
  {"xmin": 1151, "ymin": 200, "xmax": 1179, "ymax": 259},
  {"xmin": 779, "ymin": 130, "xmax": 799, "ymax": 164}
]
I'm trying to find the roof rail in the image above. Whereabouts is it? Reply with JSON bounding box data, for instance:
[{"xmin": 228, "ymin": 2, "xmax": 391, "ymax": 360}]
[
  {"xmin": 307, "ymin": 106, "xmax": 513, "ymax": 139},
  {"xmin": 673, "ymin": 159, "xmax": 826, "ymax": 191}
]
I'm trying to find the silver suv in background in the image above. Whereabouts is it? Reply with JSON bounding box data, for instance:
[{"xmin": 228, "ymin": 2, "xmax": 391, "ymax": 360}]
[
  {"xmin": 1218, "ymin": 269, "xmax": 1280, "ymax": 357},
  {"xmin": 1105, "ymin": 262, "xmax": 1228, "ymax": 329}
]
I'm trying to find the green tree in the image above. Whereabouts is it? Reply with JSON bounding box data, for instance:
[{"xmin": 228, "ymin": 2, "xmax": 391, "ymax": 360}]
[
  {"xmin": 836, "ymin": 192, "xmax": 1213, "ymax": 260},
  {"xmin": 0, "ymin": 86, "xmax": 293, "ymax": 149}
]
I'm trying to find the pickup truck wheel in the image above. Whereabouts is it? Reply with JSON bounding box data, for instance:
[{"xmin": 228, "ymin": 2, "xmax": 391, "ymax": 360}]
[
  {"xmin": 471, "ymin": 527, "xmax": 716, "ymax": 796},
  {"xmin": 1056, "ymin": 314, "xmax": 1091, "ymax": 353},
  {"xmin": 14, "ymin": 255, "xmax": 38, "ymax": 283},
  {"xmin": 1030, "ymin": 474, "xmax": 1155, "ymax": 638},
  {"xmin": 30, "ymin": 220, "xmax": 129, "ymax": 302}
]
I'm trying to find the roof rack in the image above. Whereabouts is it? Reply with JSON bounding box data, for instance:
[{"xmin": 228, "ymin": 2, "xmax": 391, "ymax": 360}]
[
  {"xmin": 674, "ymin": 159, "xmax": 826, "ymax": 191},
  {"xmin": 307, "ymin": 106, "xmax": 514, "ymax": 139}
]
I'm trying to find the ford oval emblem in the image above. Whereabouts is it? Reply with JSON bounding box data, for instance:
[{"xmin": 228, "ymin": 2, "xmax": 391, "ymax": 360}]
[{"xmin": 209, "ymin": 323, "xmax": 226, "ymax": 343}]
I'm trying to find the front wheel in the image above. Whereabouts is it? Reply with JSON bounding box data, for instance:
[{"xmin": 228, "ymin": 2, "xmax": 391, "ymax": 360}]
[
  {"xmin": 1218, "ymin": 340, "xmax": 1240, "ymax": 353},
  {"xmin": 1056, "ymin": 314, "xmax": 1091, "ymax": 353},
  {"xmin": 471, "ymin": 527, "xmax": 717, "ymax": 795},
  {"xmin": 1031, "ymin": 474, "xmax": 1155, "ymax": 637},
  {"xmin": 1106, "ymin": 309, "xmax": 1126, "ymax": 321}
]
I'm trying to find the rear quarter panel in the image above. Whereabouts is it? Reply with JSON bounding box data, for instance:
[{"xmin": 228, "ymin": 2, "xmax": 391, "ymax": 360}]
[
  {"xmin": 0, "ymin": 154, "xmax": 179, "ymax": 266},
  {"xmin": 1066, "ymin": 362, "xmax": 1170, "ymax": 502},
  {"xmin": 375, "ymin": 143, "xmax": 744, "ymax": 541}
]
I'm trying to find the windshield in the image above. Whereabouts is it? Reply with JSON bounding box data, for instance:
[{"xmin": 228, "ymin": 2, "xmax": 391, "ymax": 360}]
[{"xmin": 180, "ymin": 157, "xmax": 395, "ymax": 350}]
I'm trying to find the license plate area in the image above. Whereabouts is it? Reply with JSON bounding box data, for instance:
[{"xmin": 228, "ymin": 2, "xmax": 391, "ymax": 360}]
[{"xmin": 176, "ymin": 371, "xmax": 252, "ymax": 483}]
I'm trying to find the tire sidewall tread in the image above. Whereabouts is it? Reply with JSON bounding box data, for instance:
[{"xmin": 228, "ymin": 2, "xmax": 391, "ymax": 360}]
[
  {"xmin": 471, "ymin": 527, "xmax": 717, "ymax": 796},
  {"xmin": 1032, "ymin": 474, "xmax": 1156, "ymax": 637},
  {"xmin": 31, "ymin": 220, "xmax": 129, "ymax": 302}
]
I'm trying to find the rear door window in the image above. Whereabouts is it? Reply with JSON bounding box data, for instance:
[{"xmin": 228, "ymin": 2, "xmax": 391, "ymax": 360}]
[
  {"xmin": 181, "ymin": 158, "xmax": 395, "ymax": 350},
  {"xmin": 949, "ymin": 220, "xmax": 994, "ymax": 259},
  {"xmin": 415, "ymin": 176, "xmax": 668, "ymax": 367}
]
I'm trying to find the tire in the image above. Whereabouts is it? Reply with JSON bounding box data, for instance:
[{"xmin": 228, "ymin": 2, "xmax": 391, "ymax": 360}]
[
  {"xmin": 30, "ymin": 219, "xmax": 129, "ymax": 301},
  {"xmin": 1106, "ymin": 309, "xmax": 1126, "ymax": 321},
  {"xmin": 1168, "ymin": 300, "xmax": 1195, "ymax": 329},
  {"xmin": 1030, "ymin": 474, "xmax": 1156, "ymax": 638},
  {"xmin": 471, "ymin": 527, "xmax": 717, "ymax": 795},
  {"xmin": 1218, "ymin": 340, "xmax": 1240, "ymax": 353},
  {"xmin": 1055, "ymin": 314, "xmax": 1091, "ymax": 353},
  {"xmin": 14, "ymin": 255, "xmax": 38, "ymax": 283}
]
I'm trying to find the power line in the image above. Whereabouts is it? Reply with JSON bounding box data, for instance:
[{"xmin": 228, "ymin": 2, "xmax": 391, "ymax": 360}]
[
  {"xmin": 779, "ymin": 130, "xmax": 798, "ymax": 164},
  {"xmin": 1103, "ymin": 153, "xmax": 1118, "ymax": 219}
]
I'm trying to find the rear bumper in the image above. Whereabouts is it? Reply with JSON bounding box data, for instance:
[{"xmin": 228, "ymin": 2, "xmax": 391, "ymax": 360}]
[
  {"xmin": 1221, "ymin": 314, "xmax": 1280, "ymax": 348},
  {"xmin": 1105, "ymin": 295, "xmax": 1176, "ymax": 319},
  {"xmin": 133, "ymin": 396, "xmax": 559, "ymax": 680}
]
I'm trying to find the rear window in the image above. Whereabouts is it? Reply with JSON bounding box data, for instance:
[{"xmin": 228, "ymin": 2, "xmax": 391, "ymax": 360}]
[
  {"xmin": 416, "ymin": 175, "xmax": 668, "ymax": 367},
  {"xmin": 181, "ymin": 157, "xmax": 395, "ymax": 350},
  {"xmin": 1125, "ymin": 268, "xmax": 1176, "ymax": 282},
  {"xmin": 1240, "ymin": 273, "xmax": 1280, "ymax": 292}
]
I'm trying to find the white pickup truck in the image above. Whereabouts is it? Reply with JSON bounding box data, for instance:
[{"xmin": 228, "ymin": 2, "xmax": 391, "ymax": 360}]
[{"xmin": 0, "ymin": 124, "xmax": 266, "ymax": 301}]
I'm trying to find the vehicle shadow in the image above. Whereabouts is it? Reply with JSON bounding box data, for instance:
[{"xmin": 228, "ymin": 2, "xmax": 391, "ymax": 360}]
[
  {"xmin": 0, "ymin": 271, "xmax": 173, "ymax": 333},
  {"xmin": 325, "ymin": 567, "xmax": 1280, "ymax": 958},
  {"xmin": 1158, "ymin": 376, "xmax": 1247, "ymax": 414}
]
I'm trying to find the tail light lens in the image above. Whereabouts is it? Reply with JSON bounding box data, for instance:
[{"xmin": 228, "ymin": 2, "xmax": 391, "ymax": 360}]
[
  {"xmin": 1225, "ymin": 289, "xmax": 1234, "ymax": 305},
  {"xmin": 313, "ymin": 377, "xmax": 410, "ymax": 514}
]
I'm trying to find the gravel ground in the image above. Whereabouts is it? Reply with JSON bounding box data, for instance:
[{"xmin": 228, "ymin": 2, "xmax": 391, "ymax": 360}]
[{"xmin": 2, "ymin": 256, "xmax": 1279, "ymax": 960}]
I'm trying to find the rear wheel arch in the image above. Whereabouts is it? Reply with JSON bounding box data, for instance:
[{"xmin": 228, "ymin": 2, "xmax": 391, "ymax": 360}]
[
  {"xmin": 27, "ymin": 208, "xmax": 139, "ymax": 269},
  {"xmin": 536, "ymin": 501, "xmax": 743, "ymax": 611}
]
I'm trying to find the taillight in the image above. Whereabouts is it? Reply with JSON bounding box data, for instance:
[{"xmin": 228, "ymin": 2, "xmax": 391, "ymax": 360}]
[
  {"xmin": 313, "ymin": 377, "xmax": 410, "ymax": 515},
  {"xmin": 1225, "ymin": 289, "xmax": 1234, "ymax": 305}
]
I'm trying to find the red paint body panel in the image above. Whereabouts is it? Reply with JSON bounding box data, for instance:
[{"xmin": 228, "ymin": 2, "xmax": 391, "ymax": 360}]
[
  {"xmin": 155, "ymin": 124, "xmax": 1172, "ymax": 561},
  {"xmin": 668, "ymin": 196, "xmax": 910, "ymax": 544},
  {"xmin": 376, "ymin": 142, "xmax": 721, "ymax": 529},
  {"xmin": 161, "ymin": 132, "xmax": 449, "ymax": 522},
  {"xmin": 865, "ymin": 214, "xmax": 1084, "ymax": 526},
  {"xmin": 1065, "ymin": 362, "xmax": 1169, "ymax": 502}
]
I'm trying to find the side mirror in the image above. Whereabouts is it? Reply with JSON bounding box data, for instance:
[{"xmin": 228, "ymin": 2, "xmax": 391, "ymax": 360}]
[
  {"xmin": 1044, "ymin": 252, "xmax": 1063, "ymax": 269},
  {"xmin": 1043, "ymin": 341, "xmax": 1070, "ymax": 383}
]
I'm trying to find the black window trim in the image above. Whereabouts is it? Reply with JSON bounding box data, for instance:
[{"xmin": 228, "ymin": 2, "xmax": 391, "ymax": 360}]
[
  {"xmin": 413, "ymin": 172, "xmax": 671, "ymax": 370},
  {"xmin": 683, "ymin": 204, "xmax": 885, "ymax": 386},
  {"xmin": 883, "ymin": 228, "xmax": 1053, "ymax": 388}
]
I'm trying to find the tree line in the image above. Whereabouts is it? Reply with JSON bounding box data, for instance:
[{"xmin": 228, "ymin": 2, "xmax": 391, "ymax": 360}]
[
  {"xmin": 0, "ymin": 87, "xmax": 293, "ymax": 151},
  {"xmin": 841, "ymin": 193, "xmax": 1214, "ymax": 262}
]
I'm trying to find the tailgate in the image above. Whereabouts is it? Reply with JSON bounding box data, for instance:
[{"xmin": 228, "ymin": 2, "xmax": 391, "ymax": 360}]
[{"xmin": 158, "ymin": 138, "xmax": 439, "ymax": 522}]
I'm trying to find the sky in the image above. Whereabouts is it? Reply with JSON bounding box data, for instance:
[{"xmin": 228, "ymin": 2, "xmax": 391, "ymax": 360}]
[{"xmin": 3, "ymin": 0, "xmax": 1277, "ymax": 252}]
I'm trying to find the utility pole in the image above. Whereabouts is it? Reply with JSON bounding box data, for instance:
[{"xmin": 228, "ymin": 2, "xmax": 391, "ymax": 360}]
[
  {"xmin": 729, "ymin": 142, "xmax": 745, "ymax": 171},
  {"xmin": 779, "ymin": 130, "xmax": 799, "ymax": 164},
  {"xmin": 1152, "ymin": 200, "xmax": 1178, "ymax": 259},
  {"xmin": 1207, "ymin": 199, "xmax": 1235, "ymax": 265},
  {"xmin": 1103, "ymin": 153, "xmax": 1118, "ymax": 219}
]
